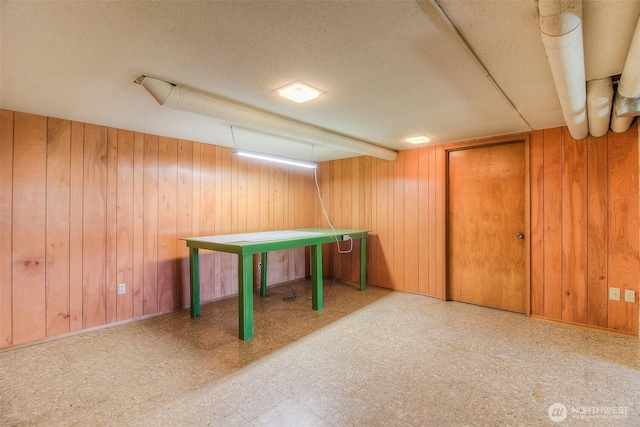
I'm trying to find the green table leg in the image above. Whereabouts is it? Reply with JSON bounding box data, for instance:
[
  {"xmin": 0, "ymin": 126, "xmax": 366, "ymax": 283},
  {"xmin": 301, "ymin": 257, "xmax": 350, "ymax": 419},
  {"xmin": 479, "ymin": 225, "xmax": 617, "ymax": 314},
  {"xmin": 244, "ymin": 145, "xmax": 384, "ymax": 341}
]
[
  {"xmin": 189, "ymin": 247, "xmax": 200, "ymax": 318},
  {"xmin": 238, "ymin": 253, "xmax": 254, "ymax": 340},
  {"xmin": 310, "ymin": 244, "xmax": 323, "ymax": 310},
  {"xmin": 260, "ymin": 252, "xmax": 268, "ymax": 297},
  {"xmin": 360, "ymin": 236, "xmax": 367, "ymax": 291}
]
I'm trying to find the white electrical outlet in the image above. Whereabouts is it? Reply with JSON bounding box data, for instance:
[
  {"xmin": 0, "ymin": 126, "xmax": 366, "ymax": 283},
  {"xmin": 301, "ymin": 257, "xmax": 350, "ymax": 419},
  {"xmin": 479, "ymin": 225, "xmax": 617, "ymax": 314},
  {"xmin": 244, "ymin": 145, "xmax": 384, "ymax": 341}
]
[
  {"xmin": 609, "ymin": 287, "xmax": 620, "ymax": 301},
  {"xmin": 118, "ymin": 283, "xmax": 126, "ymax": 295},
  {"xmin": 624, "ymin": 289, "xmax": 636, "ymax": 303}
]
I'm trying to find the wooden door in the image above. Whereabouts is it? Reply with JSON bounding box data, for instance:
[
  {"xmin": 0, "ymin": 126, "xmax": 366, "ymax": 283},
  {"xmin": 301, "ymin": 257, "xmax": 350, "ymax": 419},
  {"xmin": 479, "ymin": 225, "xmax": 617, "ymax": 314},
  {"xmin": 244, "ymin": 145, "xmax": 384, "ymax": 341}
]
[{"xmin": 448, "ymin": 142, "xmax": 525, "ymax": 313}]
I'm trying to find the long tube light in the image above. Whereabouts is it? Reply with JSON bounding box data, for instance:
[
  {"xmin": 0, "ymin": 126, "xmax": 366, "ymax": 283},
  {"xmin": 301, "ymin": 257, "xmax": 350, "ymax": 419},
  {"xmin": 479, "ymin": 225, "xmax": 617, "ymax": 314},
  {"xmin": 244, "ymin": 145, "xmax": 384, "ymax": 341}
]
[
  {"xmin": 136, "ymin": 75, "xmax": 398, "ymax": 161},
  {"xmin": 232, "ymin": 149, "xmax": 317, "ymax": 169}
]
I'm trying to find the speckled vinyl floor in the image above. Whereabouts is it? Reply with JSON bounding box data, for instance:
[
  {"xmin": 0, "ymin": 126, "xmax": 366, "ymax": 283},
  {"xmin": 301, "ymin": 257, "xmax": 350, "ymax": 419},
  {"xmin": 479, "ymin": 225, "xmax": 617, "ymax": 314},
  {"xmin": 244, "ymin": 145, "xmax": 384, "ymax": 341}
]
[{"xmin": 1, "ymin": 279, "xmax": 639, "ymax": 426}]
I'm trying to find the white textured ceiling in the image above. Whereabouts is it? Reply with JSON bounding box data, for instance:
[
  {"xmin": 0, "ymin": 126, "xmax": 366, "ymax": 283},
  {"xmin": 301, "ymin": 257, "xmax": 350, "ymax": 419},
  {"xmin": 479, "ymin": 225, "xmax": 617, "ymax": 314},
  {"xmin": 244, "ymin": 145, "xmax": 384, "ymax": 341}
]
[{"xmin": 1, "ymin": 0, "xmax": 639, "ymax": 162}]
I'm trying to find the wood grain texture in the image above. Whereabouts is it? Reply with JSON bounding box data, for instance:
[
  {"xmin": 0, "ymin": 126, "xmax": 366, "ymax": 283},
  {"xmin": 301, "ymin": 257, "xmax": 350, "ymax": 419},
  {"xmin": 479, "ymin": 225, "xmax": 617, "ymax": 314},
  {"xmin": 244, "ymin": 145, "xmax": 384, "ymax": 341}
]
[
  {"xmin": 542, "ymin": 128, "xmax": 563, "ymax": 319},
  {"xmin": 228, "ymin": 152, "xmax": 239, "ymax": 297},
  {"xmin": 523, "ymin": 135, "xmax": 531, "ymax": 316},
  {"xmin": 404, "ymin": 149, "xmax": 419, "ymax": 294},
  {"xmin": 246, "ymin": 157, "xmax": 260, "ymax": 233},
  {"xmin": 220, "ymin": 147, "xmax": 238, "ymax": 297},
  {"xmin": 105, "ymin": 128, "xmax": 118, "ymax": 324},
  {"xmin": 393, "ymin": 151, "xmax": 405, "ymax": 290},
  {"xmin": 132, "ymin": 132, "xmax": 145, "ymax": 318},
  {"xmin": 236, "ymin": 150, "xmax": 247, "ymax": 235},
  {"xmin": 320, "ymin": 162, "xmax": 333, "ymax": 277},
  {"xmin": 428, "ymin": 146, "xmax": 437, "ymax": 297},
  {"xmin": 316, "ymin": 125, "xmax": 637, "ymax": 335},
  {"xmin": 116, "ymin": 130, "xmax": 134, "ymax": 321},
  {"xmin": 294, "ymin": 169, "xmax": 306, "ymax": 279},
  {"xmin": 157, "ymin": 137, "xmax": 178, "ymax": 312},
  {"xmin": 387, "ymin": 158, "xmax": 395, "ymax": 290},
  {"xmin": 191, "ymin": 142, "xmax": 201, "ymax": 237},
  {"xmin": 341, "ymin": 159, "xmax": 354, "ymax": 281},
  {"xmin": 3, "ymin": 110, "xmax": 319, "ymax": 348},
  {"xmin": 143, "ymin": 134, "xmax": 159, "ymax": 314},
  {"xmin": 69, "ymin": 122, "xmax": 84, "ymax": 331},
  {"xmin": 375, "ymin": 158, "xmax": 391, "ymax": 288},
  {"xmin": 447, "ymin": 142, "xmax": 526, "ymax": 313},
  {"xmin": 607, "ymin": 124, "xmax": 639, "ymax": 334},
  {"xmin": 586, "ymin": 134, "xmax": 608, "ymax": 327},
  {"xmin": 214, "ymin": 146, "xmax": 224, "ymax": 294},
  {"xmin": 271, "ymin": 164, "xmax": 285, "ymax": 284},
  {"xmin": 363, "ymin": 156, "xmax": 372, "ymax": 285},
  {"xmin": 46, "ymin": 118, "xmax": 71, "ymax": 336},
  {"xmin": 12, "ymin": 113, "xmax": 48, "ymax": 345},
  {"xmin": 177, "ymin": 139, "xmax": 193, "ymax": 308},
  {"xmin": 417, "ymin": 147, "xmax": 429, "ymax": 295},
  {"xmin": 231, "ymin": 151, "xmax": 239, "ymax": 234},
  {"xmin": 435, "ymin": 145, "xmax": 445, "ymax": 299},
  {"xmin": 199, "ymin": 143, "xmax": 216, "ymax": 302},
  {"xmin": 368, "ymin": 160, "xmax": 378, "ymax": 287},
  {"xmin": 4, "ymin": 108, "xmax": 638, "ymax": 347},
  {"xmin": 561, "ymin": 127, "xmax": 587, "ymax": 324},
  {"xmin": 82, "ymin": 124, "xmax": 107, "ymax": 328},
  {"xmin": 530, "ymin": 130, "xmax": 544, "ymax": 316},
  {"xmin": 0, "ymin": 110, "xmax": 14, "ymax": 347},
  {"xmin": 351, "ymin": 157, "xmax": 361, "ymax": 283}
]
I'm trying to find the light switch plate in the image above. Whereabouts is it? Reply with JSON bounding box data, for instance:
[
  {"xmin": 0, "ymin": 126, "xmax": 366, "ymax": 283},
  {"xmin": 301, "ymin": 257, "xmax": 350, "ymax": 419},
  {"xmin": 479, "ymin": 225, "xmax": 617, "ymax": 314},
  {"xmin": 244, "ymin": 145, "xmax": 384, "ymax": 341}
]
[
  {"xmin": 624, "ymin": 289, "xmax": 635, "ymax": 303},
  {"xmin": 609, "ymin": 287, "xmax": 620, "ymax": 301}
]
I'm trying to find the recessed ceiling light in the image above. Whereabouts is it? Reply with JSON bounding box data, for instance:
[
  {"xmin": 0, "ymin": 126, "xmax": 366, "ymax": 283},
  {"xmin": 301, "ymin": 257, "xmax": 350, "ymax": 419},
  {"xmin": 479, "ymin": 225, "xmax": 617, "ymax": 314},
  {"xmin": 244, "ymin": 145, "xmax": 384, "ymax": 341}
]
[
  {"xmin": 406, "ymin": 136, "xmax": 431, "ymax": 144},
  {"xmin": 277, "ymin": 81, "xmax": 321, "ymax": 103}
]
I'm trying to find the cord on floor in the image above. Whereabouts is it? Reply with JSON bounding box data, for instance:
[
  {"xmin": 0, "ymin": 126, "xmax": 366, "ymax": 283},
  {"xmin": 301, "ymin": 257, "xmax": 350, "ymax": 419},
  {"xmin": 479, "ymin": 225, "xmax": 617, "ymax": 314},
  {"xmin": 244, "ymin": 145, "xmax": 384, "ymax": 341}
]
[{"xmin": 257, "ymin": 254, "xmax": 344, "ymax": 302}]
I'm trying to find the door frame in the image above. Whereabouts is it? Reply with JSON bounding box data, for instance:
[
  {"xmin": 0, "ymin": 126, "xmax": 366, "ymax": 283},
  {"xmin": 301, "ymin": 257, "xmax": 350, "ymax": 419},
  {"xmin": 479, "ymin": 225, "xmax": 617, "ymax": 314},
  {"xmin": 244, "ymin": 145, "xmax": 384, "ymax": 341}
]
[{"xmin": 442, "ymin": 135, "xmax": 531, "ymax": 316}]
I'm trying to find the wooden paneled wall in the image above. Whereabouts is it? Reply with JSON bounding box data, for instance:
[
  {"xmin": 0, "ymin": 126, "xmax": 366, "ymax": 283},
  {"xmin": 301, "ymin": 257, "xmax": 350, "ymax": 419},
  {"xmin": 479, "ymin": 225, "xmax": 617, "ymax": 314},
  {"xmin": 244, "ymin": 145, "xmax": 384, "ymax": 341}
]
[
  {"xmin": 318, "ymin": 147, "xmax": 447, "ymax": 297},
  {"xmin": 530, "ymin": 125, "xmax": 639, "ymax": 334},
  {"xmin": 0, "ymin": 110, "xmax": 317, "ymax": 348},
  {"xmin": 2, "ymin": 108, "xmax": 638, "ymax": 348},
  {"xmin": 320, "ymin": 125, "xmax": 639, "ymax": 335}
]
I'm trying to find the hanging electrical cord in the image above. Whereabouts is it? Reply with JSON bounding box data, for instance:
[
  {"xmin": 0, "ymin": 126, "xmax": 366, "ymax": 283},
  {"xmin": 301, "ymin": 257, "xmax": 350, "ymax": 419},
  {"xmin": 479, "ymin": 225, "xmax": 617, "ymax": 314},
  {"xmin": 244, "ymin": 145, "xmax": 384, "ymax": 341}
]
[
  {"xmin": 313, "ymin": 168, "xmax": 352, "ymax": 254},
  {"xmin": 230, "ymin": 125, "xmax": 239, "ymax": 147},
  {"xmin": 257, "ymin": 254, "xmax": 344, "ymax": 302},
  {"xmin": 256, "ymin": 151, "xmax": 353, "ymax": 302}
]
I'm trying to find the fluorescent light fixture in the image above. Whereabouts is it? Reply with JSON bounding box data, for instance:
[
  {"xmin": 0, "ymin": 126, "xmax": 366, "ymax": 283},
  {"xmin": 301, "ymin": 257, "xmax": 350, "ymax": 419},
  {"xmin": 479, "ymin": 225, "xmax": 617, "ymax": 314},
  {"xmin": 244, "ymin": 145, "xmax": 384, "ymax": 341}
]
[
  {"xmin": 405, "ymin": 136, "xmax": 431, "ymax": 144},
  {"xmin": 278, "ymin": 81, "xmax": 321, "ymax": 103},
  {"xmin": 232, "ymin": 149, "xmax": 317, "ymax": 169}
]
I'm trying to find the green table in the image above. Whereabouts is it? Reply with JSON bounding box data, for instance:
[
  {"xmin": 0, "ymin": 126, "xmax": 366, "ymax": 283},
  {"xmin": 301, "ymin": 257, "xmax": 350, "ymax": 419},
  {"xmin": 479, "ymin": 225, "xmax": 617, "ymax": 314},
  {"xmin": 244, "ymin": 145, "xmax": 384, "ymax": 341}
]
[{"xmin": 182, "ymin": 228, "xmax": 369, "ymax": 340}]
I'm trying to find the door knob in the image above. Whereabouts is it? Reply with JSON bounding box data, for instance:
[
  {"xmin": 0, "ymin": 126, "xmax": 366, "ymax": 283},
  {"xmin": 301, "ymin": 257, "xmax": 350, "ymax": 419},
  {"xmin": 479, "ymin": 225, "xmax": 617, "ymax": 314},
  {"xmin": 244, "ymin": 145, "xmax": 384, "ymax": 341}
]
[{"xmin": 516, "ymin": 233, "xmax": 524, "ymax": 239}]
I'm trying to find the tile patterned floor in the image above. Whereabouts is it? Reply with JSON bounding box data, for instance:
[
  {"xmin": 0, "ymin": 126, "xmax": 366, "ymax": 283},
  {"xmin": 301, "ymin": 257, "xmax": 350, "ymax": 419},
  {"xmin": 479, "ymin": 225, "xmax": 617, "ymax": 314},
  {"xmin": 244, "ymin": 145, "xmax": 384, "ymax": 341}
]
[{"xmin": 1, "ymin": 279, "xmax": 639, "ymax": 426}]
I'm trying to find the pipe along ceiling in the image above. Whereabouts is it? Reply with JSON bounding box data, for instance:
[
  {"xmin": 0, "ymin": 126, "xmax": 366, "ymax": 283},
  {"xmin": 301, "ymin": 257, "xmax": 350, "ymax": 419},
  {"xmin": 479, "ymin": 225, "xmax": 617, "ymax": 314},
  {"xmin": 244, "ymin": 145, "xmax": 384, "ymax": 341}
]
[
  {"xmin": 540, "ymin": 0, "xmax": 640, "ymax": 139},
  {"xmin": 136, "ymin": 76, "xmax": 398, "ymax": 162},
  {"xmin": 139, "ymin": 2, "xmax": 639, "ymax": 152}
]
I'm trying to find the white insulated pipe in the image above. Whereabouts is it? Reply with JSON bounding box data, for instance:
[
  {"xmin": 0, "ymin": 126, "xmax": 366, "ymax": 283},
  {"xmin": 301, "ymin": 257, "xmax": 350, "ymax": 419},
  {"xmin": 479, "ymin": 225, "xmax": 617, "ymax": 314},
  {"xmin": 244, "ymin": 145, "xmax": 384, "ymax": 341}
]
[
  {"xmin": 611, "ymin": 16, "xmax": 640, "ymax": 133},
  {"xmin": 586, "ymin": 78, "xmax": 613, "ymax": 137},
  {"xmin": 539, "ymin": 0, "xmax": 588, "ymax": 140},
  {"xmin": 136, "ymin": 76, "xmax": 398, "ymax": 161}
]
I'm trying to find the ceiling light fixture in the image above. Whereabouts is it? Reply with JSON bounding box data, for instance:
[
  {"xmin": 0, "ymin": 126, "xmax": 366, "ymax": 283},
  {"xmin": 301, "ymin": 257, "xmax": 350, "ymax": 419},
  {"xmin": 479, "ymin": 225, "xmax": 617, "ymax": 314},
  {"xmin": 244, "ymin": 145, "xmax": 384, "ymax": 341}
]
[
  {"xmin": 278, "ymin": 81, "xmax": 321, "ymax": 103},
  {"xmin": 232, "ymin": 149, "xmax": 317, "ymax": 169},
  {"xmin": 406, "ymin": 136, "xmax": 431, "ymax": 144}
]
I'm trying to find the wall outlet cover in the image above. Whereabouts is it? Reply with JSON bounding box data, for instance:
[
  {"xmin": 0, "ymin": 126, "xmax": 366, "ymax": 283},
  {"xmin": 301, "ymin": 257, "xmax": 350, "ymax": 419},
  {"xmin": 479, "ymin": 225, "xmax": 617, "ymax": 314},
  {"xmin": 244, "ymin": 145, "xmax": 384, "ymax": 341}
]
[
  {"xmin": 624, "ymin": 289, "xmax": 636, "ymax": 303},
  {"xmin": 609, "ymin": 287, "xmax": 620, "ymax": 301}
]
